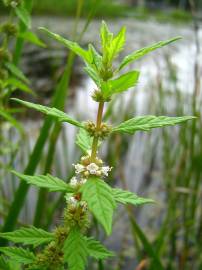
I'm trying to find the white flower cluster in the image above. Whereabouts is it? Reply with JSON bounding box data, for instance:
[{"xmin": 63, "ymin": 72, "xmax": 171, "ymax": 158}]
[
  {"xmin": 70, "ymin": 155, "xmax": 112, "ymax": 189},
  {"xmin": 73, "ymin": 162, "xmax": 112, "ymax": 178},
  {"xmin": 65, "ymin": 194, "xmax": 87, "ymax": 210},
  {"xmin": 69, "ymin": 176, "xmax": 87, "ymax": 188}
]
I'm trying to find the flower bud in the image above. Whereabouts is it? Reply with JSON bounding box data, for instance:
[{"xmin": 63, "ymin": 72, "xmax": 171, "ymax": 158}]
[
  {"xmin": 91, "ymin": 89, "xmax": 111, "ymax": 102},
  {"xmin": 0, "ymin": 22, "xmax": 18, "ymax": 36},
  {"xmin": 0, "ymin": 48, "xmax": 12, "ymax": 62}
]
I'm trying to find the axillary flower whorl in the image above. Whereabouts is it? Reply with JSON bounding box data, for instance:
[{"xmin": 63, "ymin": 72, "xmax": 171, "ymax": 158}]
[
  {"xmin": 72, "ymin": 153, "xmax": 112, "ymax": 182},
  {"xmin": 85, "ymin": 121, "xmax": 111, "ymax": 139}
]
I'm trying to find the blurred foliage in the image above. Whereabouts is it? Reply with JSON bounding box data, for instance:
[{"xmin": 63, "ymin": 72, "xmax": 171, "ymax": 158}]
[{"xmin": 0, "ymin": 0, "xmax": 194, "ymax": 23}]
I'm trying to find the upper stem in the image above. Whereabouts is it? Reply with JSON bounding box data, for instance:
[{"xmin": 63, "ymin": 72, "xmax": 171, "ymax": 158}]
[{"xmin": 91, "ymin": 102, "xmax": 104, "ymax": 161}]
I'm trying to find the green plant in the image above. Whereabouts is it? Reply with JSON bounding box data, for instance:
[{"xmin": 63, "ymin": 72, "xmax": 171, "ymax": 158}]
[
  {"xmin": 0, "ymin": 21, "xmax": 196, "ymax": 270},
  {"xmin": 0, "ymin": 0, "xmax": 37, "ymax": 174}
]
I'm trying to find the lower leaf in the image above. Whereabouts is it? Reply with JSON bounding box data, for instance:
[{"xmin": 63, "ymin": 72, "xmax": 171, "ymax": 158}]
[
  {"xmin": 80, "ymin": 177, "xmax": 116, "ymax": 235},
  {"xmin": 0, "ymin": 247, "xmax": 36, "ymax": 265},
  {"xmin": 86, "ymin": 238, "xmax": 114, "ymax": 259},
  {"xmin": 63, "ymin": 227, "xmax": 88, "ymax": 270},
  {"xmin": 0, "ymin": 226, "xmax": 54, "ymax": 247}
]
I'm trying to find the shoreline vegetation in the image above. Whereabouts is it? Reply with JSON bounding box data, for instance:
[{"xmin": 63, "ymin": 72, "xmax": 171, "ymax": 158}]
[{"xmin": 0, "ymin": 1, "xmax": 193, "ymax": 24}]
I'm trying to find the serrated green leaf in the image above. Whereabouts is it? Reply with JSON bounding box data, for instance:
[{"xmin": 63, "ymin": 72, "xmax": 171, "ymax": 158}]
[
  {"xmin": 12, "ymin": 170, "xmax": 73, "ymax": 192},
  {"xmin": 18, "ymin": 31, "xmax": 46, "ymax": 48},
  {"xmin": 11, "ymin": 98, "xmax": 83, "ymax": 128},
  {"xmin": 4, "ymin": 62, "xmax": 29, "ymax": 84},
  {"xmin": 0, "ymin": 109, "xmax": 24, "ymax": 134},
  {"xmin": 108, "ymin": 26, "xmax": 126, "ymax": 62},
  {"xmin": 119, "ymin": 36, "xmax": 182, "ymax": 70},
  {"xmin": 100, "ymin": 21, "xmax": 113, "ymax": 52},
  {"xmin": 88, "ymin": 44, "xmax": 102, "ymax": 71},
  {"xmin": 80, "ymin": 177, "xmax": 116, "ymax": 235},
  {"xmin": 0, "ymin": 227, "xmax": 54, "ymax": 247},
  {"xmin": 63, "ymin": 227, "xmax": 88, "ymax": 270},
  {"xmin": 0, "ymin": 256, "xmax": 11, "ymax": 270},
  {"xmin": 113, "ymin": 115, "xmax": 196, "ymax": 134},
  {"xmin": 15, "ymin": 6, "xmax": 31, "ymax": 28},
  {"xmin": 86, "ymin": 238, "xmax": 114, "ymax": 259},
  {"xmin": 112, "ymin": 188, "xmax": 154, "ymax": 205},
  {"xmin": 76, "ymin": 128, "xmax": 93, "ymax": 154},
  {"xmin": 100, "ymin": 21, "xmax": 126, "ymax": 65},
  {"xmin": 0, "ymin": 247, "xmax": 35, "ymax": 265},
  {"xmin": 0, "ymin": 256, "xmax": 20, "ymax": 270},
  {"xmin": 6, "ymin": 77, "xmax": 34, "ymax": 95},
  {"xmin": 101, "ymin": 70, "xmax": 139, "ymax": 98},
  {"xmin": 84, "ymin": 65, "xmax": 101, "ymax": 87},
  {"xmin": 39, "ymin": 27, "xmax": 91, "ymax": 64}
]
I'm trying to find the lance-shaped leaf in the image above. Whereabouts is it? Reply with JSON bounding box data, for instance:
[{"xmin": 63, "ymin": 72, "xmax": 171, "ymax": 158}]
[
  {"xmin": 0, "ymin": 247, "xmax": 35, "ymax": 265},
  {"xmin": 113, "ymin": 115, "xmax": 196, "ymax": 134},
  {"xmin": 0, "ymin": 256, "xmax": 11, "ymax": 270},
  {"xmin": 88, "ymin": 44, "xmax": 102, "ymax": 71},
  {"xmin": 100, "ymin": 21, "xmax": 113, "ymax": 52},
  {"xmin": 80, "ymin": 177, "xmax": 116, "ymax": 235},
  {"xmin": 4, "ymin": 62, "xmax": 29, "ymax": 84},
  {"xmin": 100, "ymin": 21, "xmax": 126, "ymax": 64},
  {"xmin": 18, "ymin": 31, "xmax": 46, "ymax": 48},
  {"xmin": 63, "ymin": 227, "xmax": 88, "ymax": 270},
  {"xmin": 101, "ymin": 70, "xmax": 139, "ymax": 98},
  {"xmin": 86, "ymin": 238, "xmax": 114, "ymax": 259},
  {"xmin": 15, "ymin": 6, "xmax": 31, "ymax": 28},
  {"xmin": 12, "ymin": 171, "xmax": 73, "ymax": 192},
  {"xmin": 39, "ymin": 27, "xmax": 91, "ymax": 64},
  {"xmin": 0, "ymin": 109, "xmax": 24, "ymax": 134},
  {"xmin": 0, "ymin": 227, "xmax": 54, "ymax": 247},
  {"xmin": 84, "ymin": 65, "xmax": 101, "ymax": 87},
  {"xmin": 11, "ymin": 98, "xmax": 83, "ymax": 128},
  {"xmin": 76, "ymin": 128, "xmax": 93, "ymax": 154},
  {"xmin": 118, "ymin": 36, "xmax": 182, "ymax": 71},
  {"xmin": 6, "ymin": 77, "xmax": 34, "ymax": 95},
  {"xmin": 112, "ymin": 188, "xmax": 154, "ymax": 205},
  {"xmin": 107, "ymin": 26, "xmax": 126, "ymax": 62}
]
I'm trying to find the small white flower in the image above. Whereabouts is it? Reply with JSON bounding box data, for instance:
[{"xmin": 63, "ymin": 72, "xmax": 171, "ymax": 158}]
[
  {"xmin": 74, "ymin": 163, "xmax": 85, "ymax": 174},
  {"xmin": 101, "ymin": 166, "xmax": 112, "ymax": 176},
  {"xmin": 86, "ymin": 163, "xmax": 99, "ymax": 174},
  {"xmin": 68, "ymin": 196, "xmax": 77, "ymax": 206},
  {"xmin": 80, "ymin": 178, "xmax": 87, "ymax": 185},
  {"xmin": 70, "ymin": 177, "xmax": 78, "ymax": 187}
]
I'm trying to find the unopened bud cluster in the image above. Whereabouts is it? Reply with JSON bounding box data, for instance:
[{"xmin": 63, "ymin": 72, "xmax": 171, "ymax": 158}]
[
  {"xmin": 0, "ymin": 22, "xmax": 18, "ymax": 37},
  {"xmin": 35, "ymin": 241, "xmax": 64, "ymax": 270},
  {"xmin": 0, "ymin": 48, "xmax": 12, "ymax": 62},
  {"xmin": 92, "ymin": 89, "xmax": 111, "ymax": 102},
  {"xmin": 3, "ymin": 0, "xmax": 21, "ymax": 8},
  {"xmin": 85, "ymin": 121, "xmax": 111, "ymax": 139},
  {"xmin": 0, "ymin": 48, "xmax": 12, "ymax": 81},
  {"xmin": 0, "ymin": 69, "xmax": 8, "ymax": 80},
  {"xmin": 64, "ymin": 194, "xmax": 89, "ymax": 230}
]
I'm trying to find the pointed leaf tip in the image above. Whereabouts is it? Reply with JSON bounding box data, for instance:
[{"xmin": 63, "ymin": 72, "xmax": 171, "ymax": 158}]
[
  {"xmin": 10, "ymin": 98, "xmax": 83, "ymax": 128},
  {"xmin": 12, "ymin": 170, "xmax": 73, "ymax": 192}
]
